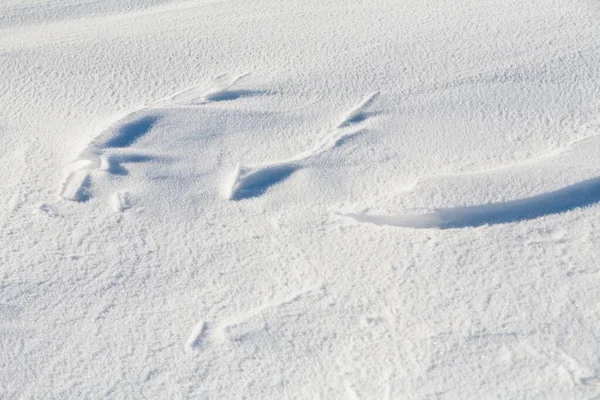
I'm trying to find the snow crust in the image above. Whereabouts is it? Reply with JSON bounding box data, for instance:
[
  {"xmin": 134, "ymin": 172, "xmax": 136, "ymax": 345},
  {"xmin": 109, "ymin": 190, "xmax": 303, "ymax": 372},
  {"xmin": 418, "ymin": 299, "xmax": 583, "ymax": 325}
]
[{"xmin": 2, "ymin": 0, "xmax": 600, "ymax": 397}]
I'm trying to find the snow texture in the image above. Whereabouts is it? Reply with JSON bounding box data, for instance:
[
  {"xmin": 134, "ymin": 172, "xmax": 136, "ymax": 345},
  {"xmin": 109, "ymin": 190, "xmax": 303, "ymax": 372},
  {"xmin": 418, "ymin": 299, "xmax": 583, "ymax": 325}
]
[{"xmin": 2, "ymin": 0, "xmax": 600, "ymax": 398}]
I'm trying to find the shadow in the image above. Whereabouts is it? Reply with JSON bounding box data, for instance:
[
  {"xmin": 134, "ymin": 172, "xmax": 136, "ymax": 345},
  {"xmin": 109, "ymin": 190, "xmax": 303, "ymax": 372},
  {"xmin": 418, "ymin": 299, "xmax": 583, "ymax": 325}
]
[
  {"xmin": 103, "ymin": 115, "xmax": 160, "ymax": 148},
  {"xmin": 60, "ymin": 170, "xmax": 92, "ymax": 202},
  {"xmin": 204, "ymin": 89, "xmax": 270, "ymax": 103},
  {"xmin": 338, "ymin": 111, "xmax": 379, "ymax": 127},
  {"xmin": 326, "ymin": 129, "xmax": 366, "ymax": 151},
  {"xmin": 104, "ymin": 153, "xmax": 164, "ymax": 176},
  {"xmin": 229, "ymin": 163, "xmax": 298, "ymax": 201},
  {"xmin": 337, "ymin": 92, "xmax": 379, "ymax": 128},
  {"xmin": 348, "ymin": 176, "xmax": 600, "ymax": 229}
]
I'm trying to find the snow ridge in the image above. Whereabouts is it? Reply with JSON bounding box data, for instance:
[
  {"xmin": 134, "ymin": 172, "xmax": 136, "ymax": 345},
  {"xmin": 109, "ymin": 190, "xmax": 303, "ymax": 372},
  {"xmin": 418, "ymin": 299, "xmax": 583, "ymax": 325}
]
[
  {"xmin": 59, "ymin": 73, "xmax": 249, "ymax": 206},
  {"xmin": 226, "ymin": 92, "xmax": 378, "ymax": 200}
]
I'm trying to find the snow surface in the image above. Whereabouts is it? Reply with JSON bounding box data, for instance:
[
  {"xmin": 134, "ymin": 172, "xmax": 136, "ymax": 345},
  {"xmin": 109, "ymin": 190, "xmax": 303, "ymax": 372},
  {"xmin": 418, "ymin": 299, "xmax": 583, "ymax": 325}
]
[{"xmin": 2, "ymin": 0, "xmax": 600, "ymax": 398}]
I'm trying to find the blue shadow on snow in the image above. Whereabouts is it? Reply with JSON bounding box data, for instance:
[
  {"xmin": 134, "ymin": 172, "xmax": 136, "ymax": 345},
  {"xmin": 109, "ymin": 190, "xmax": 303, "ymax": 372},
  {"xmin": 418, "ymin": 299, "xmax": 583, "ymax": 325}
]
[
  {"xmin": 230, "ymin": 164, "xmax": 298, "ymax": 201},
  {"xmin": 103, "ymin": 115, "xmax": 160, "ymax": 148},
  {"xmin": 349, "ymin": 176, "xmax": 600, "ymax": 229}
]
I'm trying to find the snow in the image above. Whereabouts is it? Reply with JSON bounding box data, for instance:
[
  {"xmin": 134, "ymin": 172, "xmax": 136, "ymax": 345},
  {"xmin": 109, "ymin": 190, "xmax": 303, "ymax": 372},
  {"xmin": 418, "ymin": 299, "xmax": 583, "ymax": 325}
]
[{"xmin": 1, "ymin": 0, "xmax": 600, "ymax": 397}]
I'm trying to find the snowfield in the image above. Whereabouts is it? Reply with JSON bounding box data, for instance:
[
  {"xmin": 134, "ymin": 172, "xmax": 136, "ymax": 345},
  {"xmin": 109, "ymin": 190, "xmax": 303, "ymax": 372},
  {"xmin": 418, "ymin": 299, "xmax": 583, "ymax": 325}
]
[{"xmin": 1, "ymin": 0, "xmax": 600, "ymax": 398}]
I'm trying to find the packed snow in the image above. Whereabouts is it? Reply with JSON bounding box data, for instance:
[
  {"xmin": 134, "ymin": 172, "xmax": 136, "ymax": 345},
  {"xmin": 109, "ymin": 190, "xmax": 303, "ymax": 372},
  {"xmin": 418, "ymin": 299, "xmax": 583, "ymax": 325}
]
[{"xmin": 1, "ymin": 0, "xmax": 600, "ymax": 398}]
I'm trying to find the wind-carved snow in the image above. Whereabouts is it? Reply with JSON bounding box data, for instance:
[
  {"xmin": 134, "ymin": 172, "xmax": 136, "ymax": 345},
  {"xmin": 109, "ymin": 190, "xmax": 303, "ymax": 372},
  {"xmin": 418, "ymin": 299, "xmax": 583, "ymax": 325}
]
[
  {"xmin": 159, "ymin": 72, "xmax": 251, "ymax": 106},
  {"xmin": 186, "ymin": 320, "xmax": 209, "ymax": 350},
  {"xmin": 61, "ymin": 80, "xmax": 376, "ymax": 205},
  {"xmin": 226, "ymin": 92, "xmax": 379, "ymax": 200},
  {"xmin": 59, "ymin": 73, "xmax": 249, "ymax": 206},
  {"xmin": 336, "ymin": 91, "xmax": 379, "ymax": 128},
  {"xmin": 59, "ymin": 110, "xmax": 163, "ymax": 203},
  {"xmin": 7, "ymin": 1, "xmax": 600, "ymax": 396},
  {"xmin": 345, "ymin": 125, "xmax": 600, "ymax": 229},
  {"xmin": 60, "ymin": 169, "xmax": 93, "ymax": 202},
  {"xmin": 347, "ymin": 176, "xmax": 600, "ymax": 229}
]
